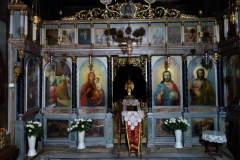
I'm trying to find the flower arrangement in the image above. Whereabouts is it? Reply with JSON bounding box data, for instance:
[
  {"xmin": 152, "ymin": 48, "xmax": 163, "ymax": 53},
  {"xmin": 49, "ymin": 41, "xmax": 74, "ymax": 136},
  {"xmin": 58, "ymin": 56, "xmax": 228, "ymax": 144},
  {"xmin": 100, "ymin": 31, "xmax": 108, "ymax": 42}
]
[
  {"xmin": 26, "ymin": 121, "xmax": 42, "ymax": 137},
  {"xmin": 67, "ymin": 118, "xmax": 92, "ymax": 132},
  {"xmin": 164, "ymin": 117, "xmax": 190, "ymax": 132}
]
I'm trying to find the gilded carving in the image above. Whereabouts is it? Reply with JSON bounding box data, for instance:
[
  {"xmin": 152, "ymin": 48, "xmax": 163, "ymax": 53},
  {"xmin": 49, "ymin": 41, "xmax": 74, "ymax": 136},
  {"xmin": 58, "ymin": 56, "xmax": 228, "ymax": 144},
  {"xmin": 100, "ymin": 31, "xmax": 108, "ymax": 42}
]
[
  {"xmin": 71, "ymin": 56, "xmax": 77, "ymax": 63},
  {"xmin": 112, "ymin": 56, "xmax": 146, "ymax": 80},
  {"xmin": 20, "ymin": 10, "xmax": 24, "ymax": 15},
  {"xmin": 107, "ymin": 55, "xmax": 112, "ymax": 62},
  {"xmin": 18, "ymin": 49, "xmax": 25, "ymax": 59},
  {"xmin": 61, "ymin": 1, "xmax": 196, "ymax": 20},
  {"xmin": 147, "ymin": 54, "xmax": 152, "ymax": 62},
  {"xmin": 182, "ymin": 54, "xmax": 187, "ymax": 61},
  {"xmin": 9, "ymin": 0, "xmax": 23, "ymax": 4}
]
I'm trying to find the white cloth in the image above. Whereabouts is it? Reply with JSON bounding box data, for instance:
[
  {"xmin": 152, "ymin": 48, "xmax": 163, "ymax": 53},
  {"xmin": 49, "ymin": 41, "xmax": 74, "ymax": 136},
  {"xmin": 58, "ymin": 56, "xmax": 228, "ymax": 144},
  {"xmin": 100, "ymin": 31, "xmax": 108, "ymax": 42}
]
[
  {"xmin": 121, "ymin": 99, "xmax": 143, "ymax": 130},
  {"xmin": 202, "ymin": 130, "xmax": 227, "ymax": 143}
]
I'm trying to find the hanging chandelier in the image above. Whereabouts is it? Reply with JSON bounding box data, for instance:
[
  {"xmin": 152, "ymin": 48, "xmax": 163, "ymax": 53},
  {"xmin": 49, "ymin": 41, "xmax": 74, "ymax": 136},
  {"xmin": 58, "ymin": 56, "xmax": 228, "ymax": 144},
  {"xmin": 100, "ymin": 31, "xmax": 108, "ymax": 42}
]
[
  {"xmin": 31, "ymin": 0, "xmax": 41, "ymax": 24},
  {"xmin": 229, "ymin": 0, "xmax": 236, "ymax": 24}
]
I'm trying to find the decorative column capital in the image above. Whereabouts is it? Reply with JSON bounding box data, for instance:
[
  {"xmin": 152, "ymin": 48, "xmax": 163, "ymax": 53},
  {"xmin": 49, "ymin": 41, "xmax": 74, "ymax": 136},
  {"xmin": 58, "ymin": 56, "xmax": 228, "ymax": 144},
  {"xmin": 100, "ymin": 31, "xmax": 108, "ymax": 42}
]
[
  {"xmin": 182, "ymin": 54, "xmax": 187, "ymax": 61},
  {"xmin": 18, "ymin": 49, "xmax": 25, "ymax": 59},
  {"xmin": 90, "ymin": 22, "xmax": 94, "ymax": 28},
  {"xmin": 107, "ymin": 55, "xmax": 112, "ymax": 62},
  {"xmin": 74, "ymin": 23, "xmax": 77, "ymax": 28},
  {"xmin": 10, "ymin": 10, "xmax": 14, "ymax": 15},
  {"xmin": 223, "ymin": 15, "xmax": 228, "ymax": 19},
  {"xmin": 20, "ymin": 9, "xmax": 24, "ymax": 15},
  {"xmin": 72, "ymin": 56, "xmax": 77, "ymax": 63},
  {"xmin": 147, "ymin": 54, "xmax": 152, "ymax": 62},
  {"xmin": 24, "ymin": 10, "xmax": 28, "ymax": 16},
  {"xmin": 148, "ymin": 22, "xmax": 151, "ymax": 27}
]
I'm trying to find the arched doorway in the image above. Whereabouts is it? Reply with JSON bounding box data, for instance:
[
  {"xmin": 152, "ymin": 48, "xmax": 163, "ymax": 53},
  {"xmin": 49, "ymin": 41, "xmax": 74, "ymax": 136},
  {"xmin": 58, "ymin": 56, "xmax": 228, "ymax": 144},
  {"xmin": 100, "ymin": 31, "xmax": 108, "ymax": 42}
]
[{"xmin": 112, "ymin": 55, "xmax": 147, "ymax": 143}]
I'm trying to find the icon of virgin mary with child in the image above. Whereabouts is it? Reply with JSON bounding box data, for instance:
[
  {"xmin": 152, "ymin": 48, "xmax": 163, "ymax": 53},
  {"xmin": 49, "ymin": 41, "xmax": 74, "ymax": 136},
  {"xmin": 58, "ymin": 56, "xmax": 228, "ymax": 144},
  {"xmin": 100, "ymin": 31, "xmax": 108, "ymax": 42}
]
[{"xmin": 80, "ymin": 71, "xmax": 104, "ymax": 106}]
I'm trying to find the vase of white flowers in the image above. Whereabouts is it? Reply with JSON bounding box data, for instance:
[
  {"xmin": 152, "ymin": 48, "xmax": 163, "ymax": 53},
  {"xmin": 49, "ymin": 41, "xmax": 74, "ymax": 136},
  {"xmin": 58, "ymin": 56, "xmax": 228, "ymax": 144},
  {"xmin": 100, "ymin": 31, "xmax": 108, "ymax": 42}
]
[
  {"xmin": 26, "ymin": 121, "xmax": 42, "ymax": 156},
  {"xmin": 67, "ymin": 118, "xmax": 92, "ymax": 149},
  {"xmin": 164, "ymin": 117, "xmax": 190, "ymax": 148}
]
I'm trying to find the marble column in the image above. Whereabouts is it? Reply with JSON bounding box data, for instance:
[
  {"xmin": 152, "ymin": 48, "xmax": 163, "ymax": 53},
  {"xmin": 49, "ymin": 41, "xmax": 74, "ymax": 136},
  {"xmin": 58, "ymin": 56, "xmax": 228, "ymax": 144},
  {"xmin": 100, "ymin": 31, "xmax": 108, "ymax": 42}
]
[
  {"xmin": 146, "ymin": 55, "xmax": 154, "ymax": 147},
  {"xmin": 15, "ymin": 49, "xmax": 27, "ymax": 160},
  {"xmin": 216, "ymin": 55, "xmax": 224, "ymax": 112},
  {"xmin": 39, "ymin": 57, "xmax": 43, "ymax": 111},
  {"xmin": 69, "ymin": 56, "xmax": 77, "ymax": 148},
  {"xmin": 72, "ymin": 56, "xmax": 77, "ymax": 112},
  {"xmin": 107, "ymin": 55, "xmax": 112, "ymax": 113},
  {"xmin": 17, "ymin": 49, "xmax": 25, "ymax": 120},
  {"xmin": 182, "ymin": 54, "xmax": 188, "ymax": 112},
  {"xmin": 147, "ymin": 54, "xmax": 152, "ymax": 113}
]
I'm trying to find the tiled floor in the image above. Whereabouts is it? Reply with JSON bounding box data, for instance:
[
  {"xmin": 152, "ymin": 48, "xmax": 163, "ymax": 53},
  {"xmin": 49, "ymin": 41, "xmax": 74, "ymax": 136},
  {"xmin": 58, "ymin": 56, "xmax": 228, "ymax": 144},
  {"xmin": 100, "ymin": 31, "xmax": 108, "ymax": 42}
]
[{"xmin": 31, "ymin": 145, "xmax": 234, "ymax": 160}]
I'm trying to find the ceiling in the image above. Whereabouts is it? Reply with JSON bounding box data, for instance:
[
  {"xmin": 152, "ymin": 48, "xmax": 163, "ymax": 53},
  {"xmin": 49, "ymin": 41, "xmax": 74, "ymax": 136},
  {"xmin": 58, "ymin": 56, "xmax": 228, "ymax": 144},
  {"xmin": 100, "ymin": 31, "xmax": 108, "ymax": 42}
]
[{"xmin": 24, "ymin": 0, "xmax": 228, "ymax": 20}]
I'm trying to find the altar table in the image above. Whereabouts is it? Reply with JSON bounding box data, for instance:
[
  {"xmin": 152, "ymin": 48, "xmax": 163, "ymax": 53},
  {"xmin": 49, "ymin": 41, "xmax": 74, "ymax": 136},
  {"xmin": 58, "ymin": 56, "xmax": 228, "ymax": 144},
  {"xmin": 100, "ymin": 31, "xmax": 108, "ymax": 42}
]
[{"xmin": 202, "ymin": 130, "xmax": 227, "ymax": 158}]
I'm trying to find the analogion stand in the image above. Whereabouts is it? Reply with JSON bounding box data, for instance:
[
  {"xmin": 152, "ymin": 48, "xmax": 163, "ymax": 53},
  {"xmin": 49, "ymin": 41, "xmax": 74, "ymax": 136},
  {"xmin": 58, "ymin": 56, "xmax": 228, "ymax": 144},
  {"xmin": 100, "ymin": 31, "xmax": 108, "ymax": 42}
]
[
  {"xmin": 202, "ymin": 130, "xmax": 227, "ymax": 158},
  {"xmin": 121, "ymin": 99, "xmax": 144, "ymax": 157}
]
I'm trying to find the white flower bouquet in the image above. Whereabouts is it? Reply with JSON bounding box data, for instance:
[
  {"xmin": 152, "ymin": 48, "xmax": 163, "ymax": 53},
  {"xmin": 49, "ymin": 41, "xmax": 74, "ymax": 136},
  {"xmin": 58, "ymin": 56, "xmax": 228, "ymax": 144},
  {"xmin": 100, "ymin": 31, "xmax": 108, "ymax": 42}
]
[
  {"xmin": 67, "ymin": 118, "xmax": 92, "ymax": 132},
  {"xmin": 26, "ymin": 121, "xmax": 42, "ymax": 137},
  {"xmin": 164, "ymin": 117, "xmax": 190, "ymax": 132}
]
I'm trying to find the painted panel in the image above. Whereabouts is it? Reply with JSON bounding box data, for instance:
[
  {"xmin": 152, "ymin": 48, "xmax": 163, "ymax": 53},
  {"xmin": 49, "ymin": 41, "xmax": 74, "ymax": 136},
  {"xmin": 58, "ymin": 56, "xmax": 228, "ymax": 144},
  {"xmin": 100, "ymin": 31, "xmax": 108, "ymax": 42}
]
[
  {"xmin": 184, "ymin": 26, "xmax": 197, "ymax": 43},
  {"xmin": 61, "ymin": 28, "xmax": 75, "ymax": 45},
  {"xmin": 191, "ymin": 117, "xmax": 214, "ymax": 137},
  {"xmin": 168, "ymin": 26, "xmax": 181, "ymax": 44},
  {"xmin": 201, "ymin": 25, "xmax": 214, "ymax": 43},
  {"xmin": 86, "ymin": 119, "xmax": 104, "ymax": 137},
  {"xmin": 151, "ymin": 27, "xmax": 164, "ymax": 45},
  {"xmin": 153, "ymin": 58, "xmax": 181, "ymax": 106},
  {"xmin": 155, "ymin": 118, "xmax": 174, "ymax": 137},
  {"xmin": 188, "ymin": 57, "xmax": 216, "ymax": 105},
  {"xmin": 78, "ymin": 28, "xmax": 91, "ymax": 44},
  {"xmin": 79, "ymin": 59, "xmax": 106, "ymax": 107},
  {"xmin": 46, "ymin": 119, "xmax": 69, "ymax": 138},
  {"xmin": 46, "ymin": 29, "xmax": 58, "ymax": 45},
  {"xmin": 45, "ymin": 59, "xmax": 72, "ymax": 107},
  {"xmin": 94, "ymin": 28, "xmax": 108, "ymax": 45}
]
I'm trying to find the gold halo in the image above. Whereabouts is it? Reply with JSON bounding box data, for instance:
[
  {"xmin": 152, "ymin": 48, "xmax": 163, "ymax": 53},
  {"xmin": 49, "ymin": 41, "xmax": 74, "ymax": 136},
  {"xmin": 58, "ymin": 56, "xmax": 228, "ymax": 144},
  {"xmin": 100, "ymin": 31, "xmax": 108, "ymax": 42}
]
[
  {"xmin": 100, "ymin": 0, "xmax": 112, "ymax": 5},
  {"xmin": 144, "ymin": 0, "xmax": 156, "ymax": 4},
  {"xmin": 158, "ymin": 68, "xmax": 174, "ymax": 81},
  {"xmin": 236, "ymin": 67, "xmax": 240, "ymax": 78},
  {"xmin": 193, "ymin": 66, "xmax": 208, "ymax": 78}
]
